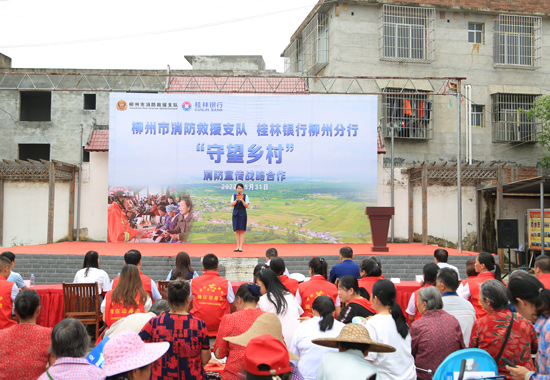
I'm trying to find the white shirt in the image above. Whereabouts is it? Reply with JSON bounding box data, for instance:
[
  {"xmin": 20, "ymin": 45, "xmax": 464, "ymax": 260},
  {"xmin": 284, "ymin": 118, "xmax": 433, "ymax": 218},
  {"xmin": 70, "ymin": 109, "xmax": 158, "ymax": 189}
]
[
  {"xmin": 8, "ymin": 282, "xmax": 18, "ymax": 314},
  {"xmin": 437, "ymin": 262, "xmax": 461, "ymax": 280},
  {"xmin": 442, "ymin": 294, "xmax": 476, "ymax": 347},
  {"xmin": 316, "ymin": 350, "xmax": 381, "ymax": 380},
  {"xmin": 406, "ymin": 293, "xmax": 417, "ymax": 317},
  {"xmin": 290, "ymin": 316, "xmax": 345, "ymax": 380},
  {"xmin": 457, "ymin": 282, "xmax": 471, "ymax": 300},
  {"xmin": 101, "ymin": 295, "xmax": 152, "ymax": 314},
  {"xmin": 365, "ymin": 314, "xmax": 417, "ymax": 380},
  {"xmin": 73, "ymin": 268, "xmax": 112, "ymax": 293},
  {"xmin": 258, "ymin": 292, "xmax": 303, "ymax": 347},
  {"xmin": 230, "ymin": 194, "xmax": 250, "ymax": 204}
]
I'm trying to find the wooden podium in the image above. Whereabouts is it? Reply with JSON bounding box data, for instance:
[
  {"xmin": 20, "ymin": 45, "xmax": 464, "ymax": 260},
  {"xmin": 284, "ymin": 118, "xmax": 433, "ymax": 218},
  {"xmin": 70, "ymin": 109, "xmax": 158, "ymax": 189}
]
[{"xmin": 366, "ymin": 207, "xmax": 395, "ymax": 252}]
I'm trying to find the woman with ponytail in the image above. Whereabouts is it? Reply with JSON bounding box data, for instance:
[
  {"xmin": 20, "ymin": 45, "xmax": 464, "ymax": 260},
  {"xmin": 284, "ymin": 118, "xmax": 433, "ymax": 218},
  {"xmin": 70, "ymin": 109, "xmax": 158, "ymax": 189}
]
[
  {"xmin": 297, "ymin": 257, "xmax": 341, "ymax": 318},
  {"xmin": 290, "ymin": 296, "xmax": 345, "ymax": 380},
  {"xmin": 458, "ymin": 252, "xmax": 502, "ymax": 319},
  {"xmin": 337, "ymin": 275, "xmax": 376, "ymax": 323},
  {"xmin": 214, "ymin": 283, "xmax": 265, "ymax": 380},
  {"xmin": 365, "ymin": 279, "xmax": 416, "ymax": 380},
  {"xmin": 506, "ymin": 270, "xmax": 550, "ymax": 380},
  {"xmin": 358, "ymin": 257, "xmax": 385, "ymax": 297}
]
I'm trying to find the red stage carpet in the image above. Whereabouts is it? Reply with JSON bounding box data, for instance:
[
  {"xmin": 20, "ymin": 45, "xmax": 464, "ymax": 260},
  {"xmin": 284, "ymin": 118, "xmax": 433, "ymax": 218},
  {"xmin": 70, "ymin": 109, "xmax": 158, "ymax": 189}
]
[{"xmin": 4, "ymin": 242, "xmax": 476, "ymax": 258}]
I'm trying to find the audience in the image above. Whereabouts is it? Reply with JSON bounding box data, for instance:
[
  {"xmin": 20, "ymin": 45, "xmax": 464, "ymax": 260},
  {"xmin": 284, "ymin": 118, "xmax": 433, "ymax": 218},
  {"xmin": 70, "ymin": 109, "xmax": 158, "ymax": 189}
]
[
  {"xmin": 104, "ymin": 300, "xmax": 170, "ymax": 339},
  {"xmin": 506, "ymin": 270, "xmax": 550, "ymax": 380},
  {"xmin": 166, "ymin": 251, "xmax": 198, "ymax": 281},
  {"xmin": 534, "ymin": 254, "xmax": 550, "ymax": 289},
  {"xmin": 73, "ymin": 250, "xmax": 111, "ymax": 294},
  {"xmin": 140, "ymin": 279, "xmax": 210, "ymax": 380},
  {"xmin": 244, "ymin": 334, "xmax": 293, "ymax": 380},
  {"xmin": 289, "ymin": 296, "xmax": 345, "ymax": 380},
  {"xmin": 313, "ymin": 323, "xmax": 396, "ymax": 380},
  {"xmin": 337, "ymin": 275, "xmax": 376, "ymax": 323},
  {"xmin": 406, "ymin": 262, "xmax": 439, "ymax": 323},
  {"xmin": 103, "ymin": 330, "xmax": 169, "ymax": 380},
  {"xmin": 214, "ymin": 283, "xmax": 265, "ymax": 380},
  {"xmin": 1, "ymin": 251, "xmax": 28, "ymax": 291},
  {"xmin": 37, "ymin": 318, "xmax": 104, "ymax": 380},
  {"xmin": 465, "ymin": 258, "xmax": 478, "ymax": 282},
  {"xmin": 436, "ymin": 268, "xmax": 476, "ymax": 347},
  {"xmin": 102, "ymin": 264, "xmax": 151, "ymax": 328},
  {"xmin": 411, "ymin": 286, "xmax": 465, "ymax": 379},
  {"xmin": 190, "ymin": 253, "xmax": 234, "ymax": 336},
  {"xmin": 358, "ymin": 257, "xmax": 384, "ymax": 297},
  {"xmin": 270, "ymin": 257, "xmax": 299, "ymax": 296},
  {"xmin": 365, "ymin": 279, "xmax": 416, "ymax": 380},
  {"xmin": 0, "ymin": 290, "xmax": 52, "ymax": 380},
  {"xmin": 433, "ymin": 248, "xmax": 460, "ymax": 279},
  {"xmin": 0, "ymin": 256, "xmax": 18, "ymax": 330},
  {"xmin": 328, "ymin": 247, "xmax": 360, "ymax": 283},
  {"xmin": 458, "ymin": 252, "xmax": 502, "ymax": 318},
  {"xmin": 296, "ymin": 257, "xmax": 340, "ymax": 318},
  {"xmin": 112, "ymin": 250, "xmax": 162, "ymax": 302},
  {"xmin": 265, "ymin": 248, "xmax": 290, "ymax": 276},
  {"xmin": 470, "ymin": 279, "xmax": 536, "ymax": 379},
  {"xmin": 256, "ymin": 268, "xmax": 303, "ymax": 346},
  {"xmin": 165, "ymin": 197, "xmax": 193, "ymax": 242}
]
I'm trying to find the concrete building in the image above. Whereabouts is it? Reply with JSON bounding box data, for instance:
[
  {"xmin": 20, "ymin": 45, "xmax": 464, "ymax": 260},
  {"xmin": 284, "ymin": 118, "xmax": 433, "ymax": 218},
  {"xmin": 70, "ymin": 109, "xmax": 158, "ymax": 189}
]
[{"xmin": 282, "ymin": 0, "xmax": 550, "ymax": 250}]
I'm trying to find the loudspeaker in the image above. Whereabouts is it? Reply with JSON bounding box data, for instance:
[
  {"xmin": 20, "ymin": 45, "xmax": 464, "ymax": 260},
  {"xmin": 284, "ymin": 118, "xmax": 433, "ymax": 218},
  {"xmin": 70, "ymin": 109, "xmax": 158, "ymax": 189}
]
[{"xmin": 497, "ymin": 219, "xmax": 519, "ymax": 249}]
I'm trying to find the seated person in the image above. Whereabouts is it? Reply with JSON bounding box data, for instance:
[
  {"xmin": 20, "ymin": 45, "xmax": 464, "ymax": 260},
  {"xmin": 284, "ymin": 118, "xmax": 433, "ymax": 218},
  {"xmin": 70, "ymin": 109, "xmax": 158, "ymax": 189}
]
[
  {"xmin": 73, "ymin": 250, "xmax": 111, "ymax": 295},
  {"xmin": 104, "ymin": 300, "xmax": 169, "ymax": 339},
  {"xmin": 165, "ymin": 198, "xmax": 193, "ymax": 243},
  {"xmin": 328, "ymin": 247, "xmax": 360, "ymax": 283},
  {"xmin": 0, "ymin": 256, "xmax": 18, "ymax": 330},
  {"xmin": 111, "ymin": 250, "xmax": 162, "ymax": 302},
  {"xmin": 0, "ymin": 252, "xmax": 28, "ymax": 290},
  {"xmin": 265, "ymin": 248, "xmax": 289, "ymax": 276},
  {"xmin": 270, "ymin": 257, "xmax": 298, "ymax": 296}
]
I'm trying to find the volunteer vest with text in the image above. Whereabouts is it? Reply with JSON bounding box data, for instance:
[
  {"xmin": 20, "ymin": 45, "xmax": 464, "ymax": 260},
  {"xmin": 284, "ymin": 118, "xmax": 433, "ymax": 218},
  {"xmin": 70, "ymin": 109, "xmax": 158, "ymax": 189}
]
[
  {"xmin": 0, "ymin": 278, "xmax": 16, "ymax": 330},
  {"xmin": 112, "ymin": 271, "xmax": 152, "ymax": 298},
  {"xmin": 298, "ymin": 276, "xmax": 338, "ymax": 318},
  {"xmin": 103, "ymin": 291, "xmax": 146, "ymax": 327},
  {"xmin": 191, "ymin": 271, "xmax": 230, "ymax": 336},
  {"xmin": 538, "ymin": 273, "xmax": 550, "ymax": 290},
  {"xmin": 467, "ymin": 271, "xmax": 495, "ymax": 319}
]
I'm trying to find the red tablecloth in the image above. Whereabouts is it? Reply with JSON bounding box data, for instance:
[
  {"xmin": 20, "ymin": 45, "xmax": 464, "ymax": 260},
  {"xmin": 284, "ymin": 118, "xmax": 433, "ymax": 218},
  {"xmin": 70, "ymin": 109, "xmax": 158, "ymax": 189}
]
[{"xmin": 34, "ymin": 284, "xmax": 64, "ymax": 328}]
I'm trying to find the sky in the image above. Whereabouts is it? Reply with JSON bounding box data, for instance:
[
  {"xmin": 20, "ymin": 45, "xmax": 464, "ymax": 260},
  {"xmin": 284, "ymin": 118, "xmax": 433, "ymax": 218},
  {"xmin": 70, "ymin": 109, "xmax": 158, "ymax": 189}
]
[{"xmin": 0, "ymin": 0, "xmax": 317, "ymax": 72}]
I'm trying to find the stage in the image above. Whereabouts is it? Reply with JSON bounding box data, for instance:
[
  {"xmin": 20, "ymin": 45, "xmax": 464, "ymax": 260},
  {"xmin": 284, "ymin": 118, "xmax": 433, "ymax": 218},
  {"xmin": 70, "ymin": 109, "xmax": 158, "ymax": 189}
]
[{"xmin": 4, "ymin": 242, "xmax": 476, "ymax": 258}]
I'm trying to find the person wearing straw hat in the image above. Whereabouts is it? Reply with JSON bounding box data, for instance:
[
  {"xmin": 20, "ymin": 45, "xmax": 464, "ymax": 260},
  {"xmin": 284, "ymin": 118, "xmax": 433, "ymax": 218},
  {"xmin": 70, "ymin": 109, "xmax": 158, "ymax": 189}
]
[
  {"xmin": 244, "ymin": 334, "xmax": 294, "ymax": 380},
  {"xmin": 312, "ymin": 323, "xmax": 395, "ymax": 380},
  {"xmin": 102, "ymin": 330, "xmax": 169, "ymax": 380}
]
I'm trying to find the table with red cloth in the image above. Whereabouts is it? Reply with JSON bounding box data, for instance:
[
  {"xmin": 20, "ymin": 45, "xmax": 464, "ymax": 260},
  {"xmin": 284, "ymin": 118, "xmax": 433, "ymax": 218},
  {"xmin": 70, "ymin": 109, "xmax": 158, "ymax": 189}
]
[{"xmin": 34, "ymin": 284, "xmax": 64, "ymax": 328}]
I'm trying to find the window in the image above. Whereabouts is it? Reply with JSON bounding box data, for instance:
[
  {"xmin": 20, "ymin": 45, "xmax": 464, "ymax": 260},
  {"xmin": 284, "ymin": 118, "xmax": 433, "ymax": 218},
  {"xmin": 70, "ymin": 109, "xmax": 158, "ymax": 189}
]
[
  {"xmin": 382, "ymin": 90, "xmax": 433, "ymax": 139},
  {"xmin": 82, "ymin": 147, "xmax": 90, "ymax": 163},
  {"xmin": 84, "ymin": 94, "xmax": 96, "ymax": 110},
  {"xmin": 494, "ymin": 15, "xmax": 542, "ymax": 68},
  {"xmin": 20, "ymin": 91, "xmax": 51, "ymax": 121},
  {"xmin": 18, "ymin": 143, "xmax": 50, "ymax": 161},
  {"xmin": 380, "ymin": 4, "xmax": 435, "ymax": 63},
  {"xmin": 468, "ymin": 23, "xmax": 484, "ymax": 44},
  {"xmin": 492, "ymin": 94, "xmax": 537, "ymax": 142},
  {"xmin": 471, "ymin": 105, "xmax": 484, "ymax": 128},
  {"xmin": 283, "ymin": 13, "xmax": 328, "ymax": 74}
]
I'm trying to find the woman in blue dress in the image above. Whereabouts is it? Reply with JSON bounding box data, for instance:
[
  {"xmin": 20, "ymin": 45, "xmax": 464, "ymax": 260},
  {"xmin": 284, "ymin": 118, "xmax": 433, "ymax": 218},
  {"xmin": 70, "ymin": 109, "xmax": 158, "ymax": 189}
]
[{"xmin": 230, "ymin": 183, "xmax": 249, "ymax": 252}]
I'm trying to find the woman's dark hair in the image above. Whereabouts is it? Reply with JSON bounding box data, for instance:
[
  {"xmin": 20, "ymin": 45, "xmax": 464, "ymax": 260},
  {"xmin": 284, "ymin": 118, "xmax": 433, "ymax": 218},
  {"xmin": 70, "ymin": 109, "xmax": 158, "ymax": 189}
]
[
  {"xmin": 477, "ymin": 252, "xmax": 502, "ymax": 282},
  {"xmin": 309, "ymin": 257, "xmax": 328, "ymax": 280},
  {"xmin": 82, "ymin": 250, "xmax": 100, "ymax": 277},
  {"xmin": 508, "ymin": 270, "xmax": 550, "ymax": 318},
  {"xmin": 171, "ymin": 251, "xmax": 194, "ymax": 280},
  {"xmin": 253, "ymin": 263, "xmax": 267, "ymax": 282},
  {"xmin": 246, "ymin": 372, "xmax": 291, "ymax": 380},
  {"xmin": 360, "ymin": 258, "xmax": 382, "ymax": 277},
  {"xmin": 236, "ymin": 283, "xmax": 262, "ymax": 304},
  {"xmin": 466, "ymin": 258, "xmax": 478, "ymax": 278},
  {"xmin": 106, "ymin": 363, "xmax": 152, "ymax": 380},
  {"xmin": 372, "ymin": 279, "xmax": 409, "ymax": 339},
  {"xmin": 14, "ymin": 289, "xmax": 40, "ymax": 320},
  {"xmin": 167, "ymin": 279, "xmax": 191, "ymax": 308},
  {"xmin": 180, "ymin": 196, "xmax": 193, "ymax": 214},
  {"xmin": 338, "ymin": 275, "xmax": 369, "ymax": 299},
  {"xmin": 312, "ymin": 295, "xmax": 335, "ymax": 332},
  {"xmin": 422, "ymin": 263, "xmax": 439, "ymax": 284},
  {"xmin": 339, "ymin": 341, "xmax": 371, "ymax": 353},
  {"xmin": 112, "ymin": 265, "xmax": 148, "ymax": 309},
  {"xmin": 257, "ymin": 268, "xmax": 288, "ymax": 314},
  {"xmin": 236, "ymin": 183, "xmax": 244, "ymax": 189}
]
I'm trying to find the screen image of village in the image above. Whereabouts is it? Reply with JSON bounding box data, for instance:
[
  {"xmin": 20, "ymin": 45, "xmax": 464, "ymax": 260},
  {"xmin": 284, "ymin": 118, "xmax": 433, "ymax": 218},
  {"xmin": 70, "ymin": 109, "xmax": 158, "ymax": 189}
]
[{"xmin": 158, "ymin": 180, "xmax": 376, "ymax": 244}]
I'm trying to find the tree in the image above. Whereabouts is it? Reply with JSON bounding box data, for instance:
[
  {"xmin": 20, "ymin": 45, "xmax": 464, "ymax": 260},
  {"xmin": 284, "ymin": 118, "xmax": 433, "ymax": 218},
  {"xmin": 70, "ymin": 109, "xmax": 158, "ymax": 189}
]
[{"xmin": 524, "ymin": 96, "xmax": 550, "ymax": 168}]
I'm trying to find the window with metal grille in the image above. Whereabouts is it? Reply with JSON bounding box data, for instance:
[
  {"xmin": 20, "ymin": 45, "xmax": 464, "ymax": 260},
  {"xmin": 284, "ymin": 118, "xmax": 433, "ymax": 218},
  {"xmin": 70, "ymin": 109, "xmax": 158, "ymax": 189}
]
[
  {"xmin": 494, "ymin": 15, "xmax": 542, "ymax": 68},
  {"xmin": 382, "ymin": 91, "xmax": 433, "ymax": 139},
  {"xmin": 380, "ymin": 4, "xmax": 435, "ymax": 63},
  {"xmin": 468, "ymin": 23, "xmax": 484, "ymax": 44},
  {"xmin": 284, "ymin": 14, "xmax": 328, "ymax": 74},
  {"xmin": 492, "ymin": 94, "xmax": 538, "ymax": 142},
  {"xmin": 471, "ymin": 105, "xmax": 484, "ymax": 128}
]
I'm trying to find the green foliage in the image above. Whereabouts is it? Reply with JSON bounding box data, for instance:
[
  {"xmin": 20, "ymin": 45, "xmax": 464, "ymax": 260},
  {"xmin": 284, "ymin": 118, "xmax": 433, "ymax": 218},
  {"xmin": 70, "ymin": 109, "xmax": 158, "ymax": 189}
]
[{"xmin": 524, "ymin": 96, "xmax": 550, "ymax": 169}]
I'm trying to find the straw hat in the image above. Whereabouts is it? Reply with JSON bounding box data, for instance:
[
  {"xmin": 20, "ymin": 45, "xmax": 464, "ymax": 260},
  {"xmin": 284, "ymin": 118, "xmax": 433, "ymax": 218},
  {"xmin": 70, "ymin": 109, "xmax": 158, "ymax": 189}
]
[
  {"xmin": 224, "ymin": 313, "xmax": 299, "ymax": 360},
  {"xmin": 312, "ymin": 323, "xmax": 396, "ymax": 353}
]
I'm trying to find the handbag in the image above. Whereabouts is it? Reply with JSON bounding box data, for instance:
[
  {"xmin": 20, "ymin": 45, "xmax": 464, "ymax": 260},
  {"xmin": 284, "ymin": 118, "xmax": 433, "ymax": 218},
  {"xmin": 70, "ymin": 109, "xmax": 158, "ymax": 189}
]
[{"xmin": 495, "ymin": 313, "xmax": 515, "ymax": 364}]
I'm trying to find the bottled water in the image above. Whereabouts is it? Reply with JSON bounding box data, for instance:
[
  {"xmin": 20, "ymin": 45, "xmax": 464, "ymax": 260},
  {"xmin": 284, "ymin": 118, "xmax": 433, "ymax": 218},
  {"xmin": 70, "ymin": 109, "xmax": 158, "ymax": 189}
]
[{"xmin": 30, "ymin": 274, "xmax": 35, "ymax": 287}]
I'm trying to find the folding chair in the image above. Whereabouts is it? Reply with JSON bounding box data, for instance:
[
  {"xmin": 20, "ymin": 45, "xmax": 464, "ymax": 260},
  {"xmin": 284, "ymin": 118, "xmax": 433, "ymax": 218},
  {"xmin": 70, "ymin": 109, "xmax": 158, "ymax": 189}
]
[
  {"xmin": 157, "ymin": 280, "xmax": 171, "ymax": 299},
  {"xmin": 62, "ymin": 282, "xmax": 105, "ymax": 340}
]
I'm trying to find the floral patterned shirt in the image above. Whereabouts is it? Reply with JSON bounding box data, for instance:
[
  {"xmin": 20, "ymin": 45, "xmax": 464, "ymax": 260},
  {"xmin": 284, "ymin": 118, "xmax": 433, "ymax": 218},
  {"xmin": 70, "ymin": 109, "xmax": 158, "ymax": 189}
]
[{"xmin": 532, "ymin": 315, "xmax": 550, "ymax": 380}]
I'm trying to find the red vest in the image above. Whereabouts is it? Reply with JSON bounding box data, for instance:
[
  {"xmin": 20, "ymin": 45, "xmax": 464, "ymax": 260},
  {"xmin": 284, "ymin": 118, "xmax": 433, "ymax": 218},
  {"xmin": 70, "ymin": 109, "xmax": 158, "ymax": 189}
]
[
  {"xmin": 538, "ymin": 273, "xmax": 550, "ymax": 290},
  {"xmin": 467, "ymin": 271, "xmax": 495, "ymax": 319},
  {"xmin": 349, "ymin": 297, "xmax": 377, "ymax": 315},
  {"xmin": 279, "ymin": 275, "xmax": 299, "ymax": 296},
  {"xmin": 104, "ymin": 291, "xmax": 145, "ymax": 327},
  {"xmin": 191, "ymin": 272, "xmax": 230, "ymax": 336},
  {"xmin": 0, "ymin": 278, "xmax": 16, "ymax": 330},
  {"xmin": 358, "ymin": 276, "xmax": 385, "ymax": 299},
  {"xmin": 298, "ymin": 276, "xmax": 338, "ymax": 318},
  {"xmin": 112, "ymin": 271, "xmax": 153, "ymax": 298}
]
